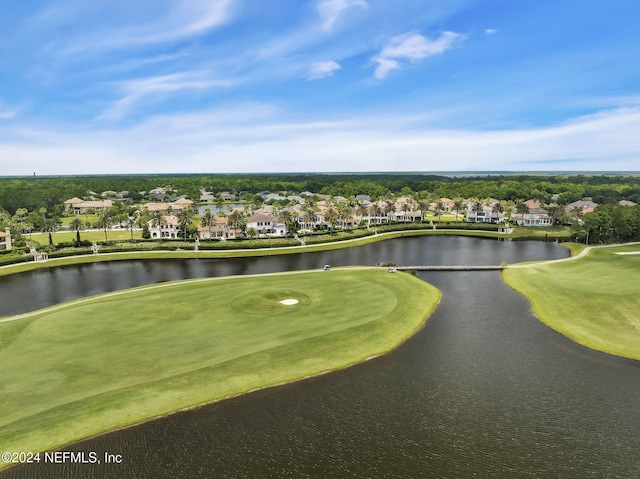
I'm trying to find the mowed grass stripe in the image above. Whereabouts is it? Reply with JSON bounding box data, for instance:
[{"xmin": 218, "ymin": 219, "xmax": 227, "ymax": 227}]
[
  {"xmin": 502, "ymin": 244, "xmax": 640, "ymax": 360},
  {"xmin": 0, "ymin": 268, "xmax": 440, "ymax": 463}
]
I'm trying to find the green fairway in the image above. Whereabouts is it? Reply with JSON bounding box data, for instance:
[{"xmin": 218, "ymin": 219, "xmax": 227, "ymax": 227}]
[
  {"xmin": 0, "ymin": 268, "xmax": 440, "ymax": 463},
  {"xmin": 503, "ymin": 244, "xmax": 640, "ymax": 360}
]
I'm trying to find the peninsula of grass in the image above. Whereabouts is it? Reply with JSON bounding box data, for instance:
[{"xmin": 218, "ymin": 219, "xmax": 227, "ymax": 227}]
[
  {"xmin": 0, "ymin": 268, "xmax": 440, "ymax": 467},
  {"xmin": 502, "ymin": 244, "xmax": 640, "ymax": 360}
]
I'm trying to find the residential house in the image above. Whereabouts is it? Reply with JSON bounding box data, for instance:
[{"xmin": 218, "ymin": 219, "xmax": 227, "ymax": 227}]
[
  {"xmin": 0, "ymin": 228, "xmax": 12, "ymax": 251},
  {"xmin": 145, "ymin": 198, "xmax": 194, "ymax": 213},
  {"xmin": 440, "ymin": 198, "xmax": 455, "ymax": 212},
  {"xmin": 199, "ymin": 188, "xmax": 215, "ymax": 202},
  {"xmin": 246, "ymin": 213, "xmax": 287, "ymax": 237},
  {"xmin": 219, "ymin": 191, "xmax": 237, "ymax": 201},
  {"xmin": 197, "ymin": 217, "xmax": 237, "ymax": 240},
  {"xmin": 565, "ymin": 199, "xmax": 598, "ymax": 213},
  {"xmin": 510, "ymin": 201, "xmax": 553, "ymax": 226},
  {"xmin": 619, "ymin": 200, "xmax": 637, "ymax": 207},
  {"xmin": 64, "ymin": 197, "xmax": 113, "ymax": 215},
  {"xmin": 467, "ymin": 204, "xmax": 504, "ymax": 223},
  {"xmin": 148, "ymin": 215, "xmax": 180, "ymax": 238}
]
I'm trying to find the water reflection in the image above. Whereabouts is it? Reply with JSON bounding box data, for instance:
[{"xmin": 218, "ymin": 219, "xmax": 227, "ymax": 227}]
[
  {"xmin": 0, "ymin": 237, "xmax": 565, "ymax": 316},
  {"xmin": 5, "ymin": 238, "xmax": 639, "ymax": 477}
]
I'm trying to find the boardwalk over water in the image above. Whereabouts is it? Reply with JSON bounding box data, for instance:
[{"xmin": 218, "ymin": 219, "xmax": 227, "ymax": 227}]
[{"xmin": 395, "ymin": 265, "xmax": 506, "ymax": 271}]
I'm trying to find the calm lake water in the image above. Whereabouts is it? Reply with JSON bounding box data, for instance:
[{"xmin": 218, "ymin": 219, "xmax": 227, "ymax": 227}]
[{"xmin": 2, "ymin": 237, "xmax": 640, "ymax": 478}]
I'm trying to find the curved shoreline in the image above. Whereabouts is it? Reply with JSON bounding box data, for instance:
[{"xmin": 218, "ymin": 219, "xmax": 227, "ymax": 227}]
[
  {"xmin": 502, "ymin": 242, "xmax": 640, "ymax": 361},
  {"xmin": 0, "ymin": 228, "xmax": 561, "ymax": 278},
  {"xmin": 0, "ymin": 268, "xmax": 441, "ymax": 471}
]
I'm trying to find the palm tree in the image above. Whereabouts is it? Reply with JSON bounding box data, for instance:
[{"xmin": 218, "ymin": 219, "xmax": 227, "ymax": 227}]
[
  {"xmin": 384, "ymin": 201, "xmax": 396, "ymax": 223},
  {"xmin": 402, "ymin": 202, "xmax": 411, "ymax": 223},
  {"xmin": 356, "ymin": 202, "xmax": 367, "ymax": 225},
  {"xmin": 516, "ymin": 201, "xmax": 530, "ymax": 214},
  {"xmin": 303, "ymin": 207, "xmax": 316, "ymax": 230},
  {"xmin": 70, "ymin": 217, "xmax": 83, "ymax": 244},
  {"xmin": 41, "ymin": 219, "xmax": 56, "ymax": 246},
  {"xmin": 178, "ymin": 209, "xmax": 193, "ymax": 240},
  {"xmin": 371, "ymin": 203, "xmax": 382, "ymax": 224},
  {"xmin": 227, "ymin": 210, "xmax": 242, "ymax": 229},
  {"xmin": 325, "ymin": 207, "xmax": 338, "ymax": 232},
  {"xmin": 492, "ymin": 202, "xmax": 505, "ymax": 222},
  {"xmin": 126, "ymin": 216, "xmax": 137, "ymax": 241},
  {"xmin": 97, "ymin": 211, "xmax": 111, "ymax": 242},
  {"xmin": 201, "ymin": 208, "xmax": 214, "ymax": 240},
  {"xmin": 278, "ymin": 210, "xmax": 294, "ymax": 237},
  {"xmin": 453, "ymin": 199, "xmax": 464, "ymax": 222}
]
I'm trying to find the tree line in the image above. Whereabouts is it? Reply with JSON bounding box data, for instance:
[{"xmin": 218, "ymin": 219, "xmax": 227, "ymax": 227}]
[{"xmin": 2, "ymin": 173, "xmax": 640, "ymax": 217}]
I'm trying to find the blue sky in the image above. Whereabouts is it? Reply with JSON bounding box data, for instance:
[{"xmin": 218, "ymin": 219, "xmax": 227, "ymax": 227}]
[{"xmin": 1, "ymin": 0, "xmax": 639, "ymax": 175}]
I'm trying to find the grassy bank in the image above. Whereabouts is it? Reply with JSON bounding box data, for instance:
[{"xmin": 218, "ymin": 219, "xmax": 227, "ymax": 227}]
[
  {"xmin": 502, "ymin": 244, "xmax": 640, "ymax": 360},
  {"xmin": 0, "ymin": 227, "xmax": 570, "ymax": 277},
  {"xmin": 0, "ymin": 268, "xmax": 440, "ymax": 467}
]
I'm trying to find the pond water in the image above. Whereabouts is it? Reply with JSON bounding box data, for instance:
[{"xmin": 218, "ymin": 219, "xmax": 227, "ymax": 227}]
[{"xmin": 2, "ymin": 237, "xmax": 640, "ymax": 478}]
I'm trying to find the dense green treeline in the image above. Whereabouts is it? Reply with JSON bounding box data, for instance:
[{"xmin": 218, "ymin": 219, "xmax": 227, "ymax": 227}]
[
  {"xmin": 1, "ymin": 173, "xmax": 639, "ymax": 215},
  {"xmin": 572, "ymin": 204, "xmax": 640, "ymax": 244}
]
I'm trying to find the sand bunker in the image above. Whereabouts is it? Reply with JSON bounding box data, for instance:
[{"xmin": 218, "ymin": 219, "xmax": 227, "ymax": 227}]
[
  {"xmin": 279, "ymin": 299, "xmax": 299, "ymax": 305},
  {"xmin": 615, "ymin": 252, "xmax": 640, "ymax": 255}
]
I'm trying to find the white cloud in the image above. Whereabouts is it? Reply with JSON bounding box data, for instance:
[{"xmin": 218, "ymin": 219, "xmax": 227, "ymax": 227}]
[
  {"xmin": 0, "ymin": 110, "xmax": 16, "ymax": 120},
  {"xmin": 98, "ymin": 71, "xmax": 236, "ymax": 121},
  {"xmin": 317, "ymin": 0, "xmax": 367, "ymax": 30},
  {"xmin": 373, "ymin": 31, "xmax": 465, "ymax": 79},
  {"xmin": 485, "ymin": 28, "xmax": 497, "ymax": 35},
  {"xmin": 3, "ymin": 106, "xmax": 640, "ymax": 175},
  {"xmin": 46, "ymin": 0, "xmax": 237, "ymax": 57},
  {"xmin": 307, "ymin": 61, "xmax": 341, "ymax": 80}
]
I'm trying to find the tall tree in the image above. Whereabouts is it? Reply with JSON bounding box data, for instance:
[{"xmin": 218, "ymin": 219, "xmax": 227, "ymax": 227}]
[
  {"xmin": 177, "ymin": 209, "xmax": 193, "ymax": 240},
  {"xmin": 201, "ymin": 209, "xmax": 214, "ymax": 240},
  {"xmin": 41, "ymin": 219, "xmax": 56, "ymax": 245},
  {"xmin": 70, "ymin": 217, "xmax": 83, "ymax": 244},
  {"xmin": 97, "ymin": 211, "xmax": 111, "ymax": 242},
  {"xmin": 453, "ymin": 199, "xmax": 464, "ymax": 222}
]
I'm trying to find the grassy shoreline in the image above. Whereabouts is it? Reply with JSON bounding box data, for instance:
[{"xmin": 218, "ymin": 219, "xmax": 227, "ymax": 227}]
[
  {"xmin": 502, "ymin": 244, "xmax": 640, "ymax": 361},
  {"xmin": 0, "ymin": 228, "xmax": 570, "ymax": 277},
  {"xmin": 0, "ymin": 268, "xmax": 440, "ymax": 469}
]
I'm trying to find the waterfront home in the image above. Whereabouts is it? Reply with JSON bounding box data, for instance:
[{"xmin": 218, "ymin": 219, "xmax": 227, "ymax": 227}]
[
  {"xmin": 440, "ymin": 198, "xmax": 455, "ymax": 212},
  {"xmin": 466, "ymin": 204, "xmax": 504, "ymax": 223},
  {"xmin": 148, "ymin": 215, "xmax": 180, "ymax": 238},
  {"xmin": 219, "ymin": 191, "xmax": 237, "ymax": 201},
  {"xmin": 197, "ymin": 217, "xmax": 237, "ymax": 240},
  {"xmin": 145, "ymin": 198, "xmax": 194, "ymax": 213},
  {"xmin": 510, "ymin": 208, "xmax": 553, "ymax": 226},
  {"xmin": 246, "ymin": 213, "xmax": 287, "ymax": 237},
  {"xmin": 0, "ymin": 228, "xmax": 12, "ymax": 251}
]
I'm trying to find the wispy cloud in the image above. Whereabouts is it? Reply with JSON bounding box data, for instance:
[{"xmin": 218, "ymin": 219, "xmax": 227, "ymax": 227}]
[
  {"xmin": 373, "ymin": 31, "xmax": 465, "ymax": 79},
  {"xmin": 45, "ymin": 0, "xmax": 237, "ymax": 57},
  {"xmin": 3, "ymin": 105, "xmax": 640, "ymax": 175},
  {"xmin": 307, "ymin": 61, "xmax": 341, "ymax": 80},
  {"xmin": 0, "ymin": 110, "xmax": 16, "ymax": 120},
  {"xmin": 317, "ymin": 0, "xmax": 367, "ymax": 30},
  {"xmin": 98, "ymin": 71, "xmax": 236, "ymax": 121},
  {"xmin": 485, "ymin": 28, "xmax": 497, "ymax": 35}
]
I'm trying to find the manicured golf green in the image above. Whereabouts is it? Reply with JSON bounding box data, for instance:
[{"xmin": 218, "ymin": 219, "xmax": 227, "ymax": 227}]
[
  {"xmin": 503, "ymin": 244, "xmax": 640, "ymax": 360},
  {"xmin": 0, "ymin": 268, "xmax": 440, "ymax": 464}
]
